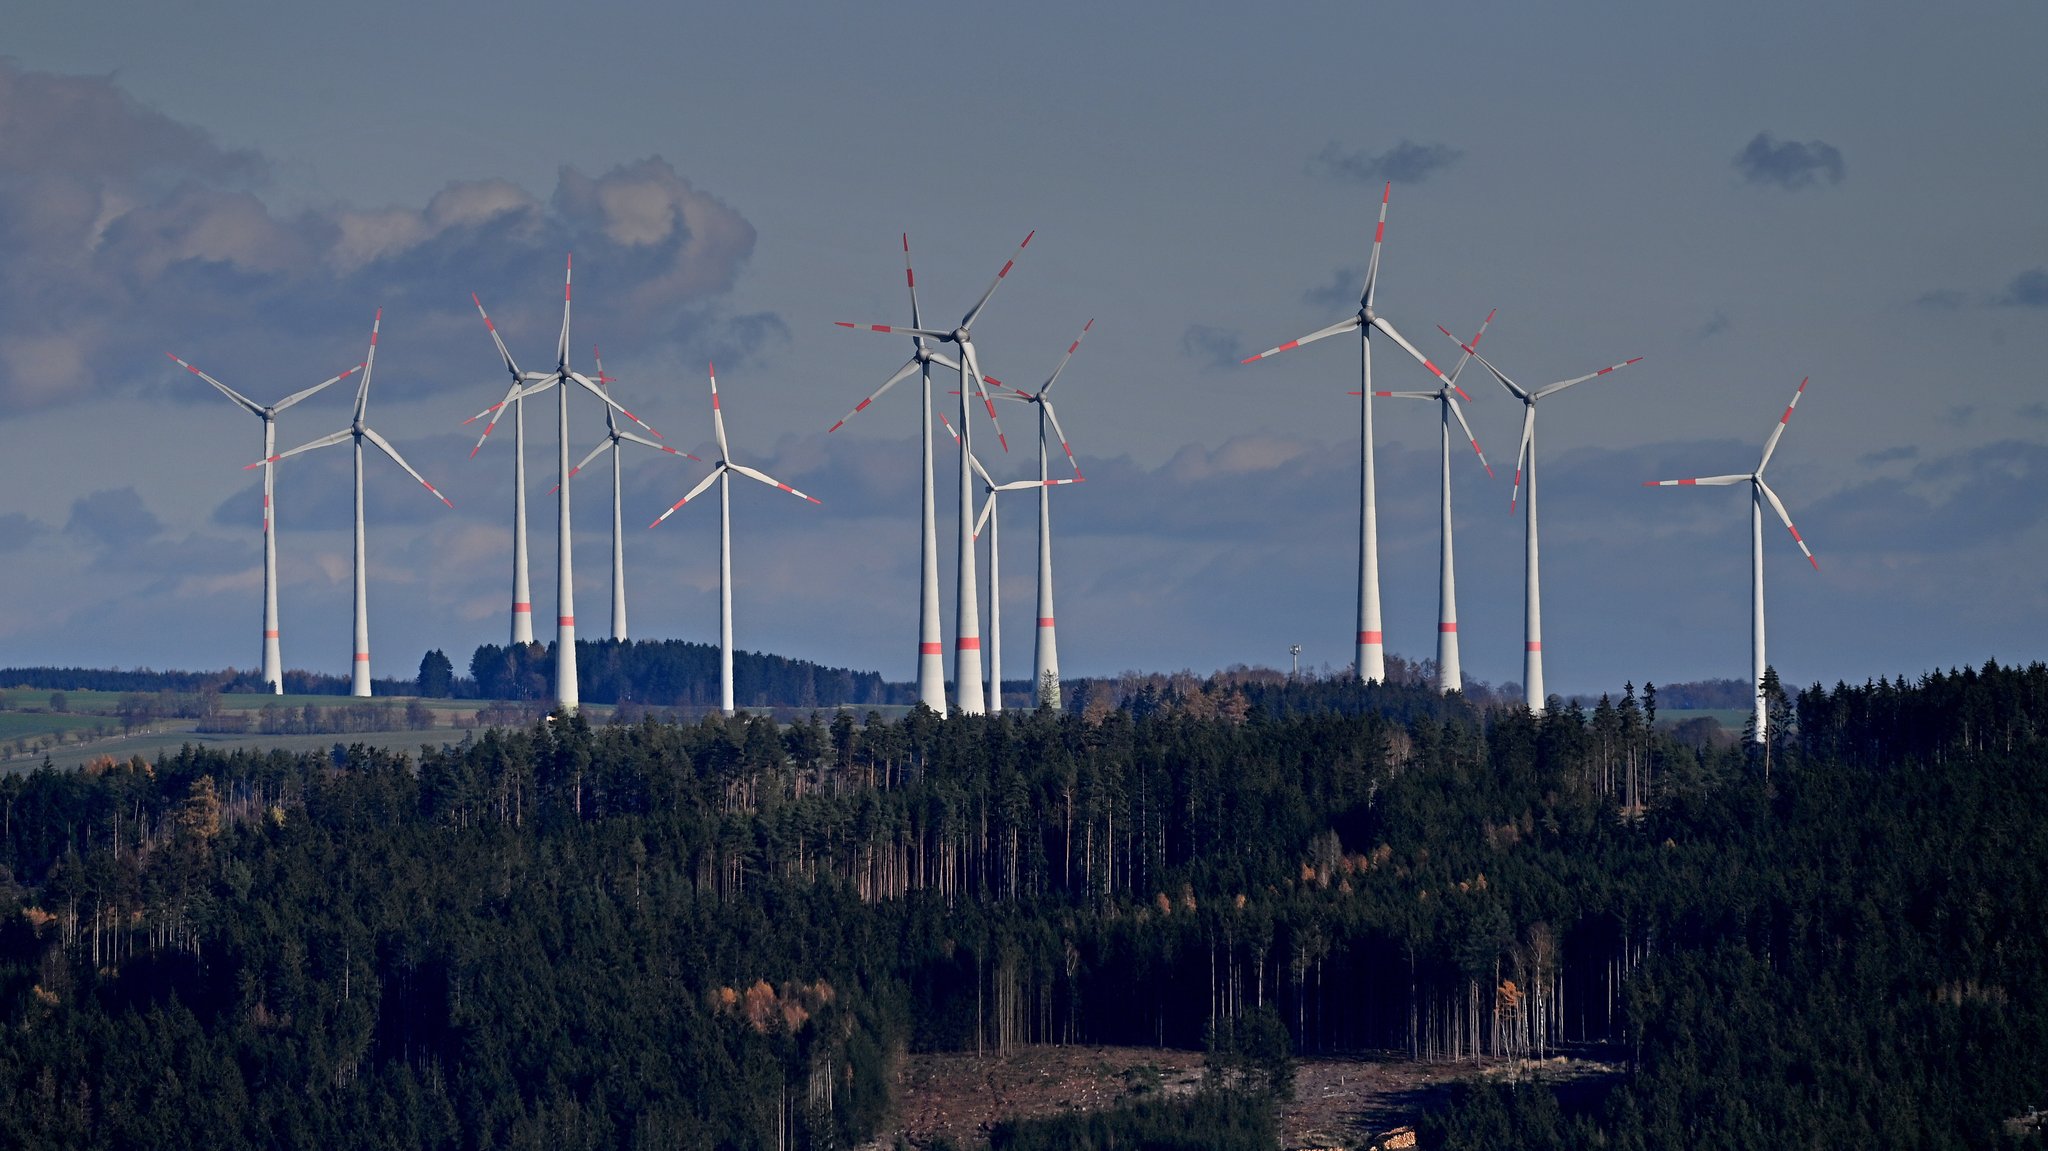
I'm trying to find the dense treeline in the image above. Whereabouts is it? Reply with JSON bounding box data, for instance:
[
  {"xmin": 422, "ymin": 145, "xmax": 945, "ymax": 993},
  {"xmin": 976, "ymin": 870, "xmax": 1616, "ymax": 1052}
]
[
  {"xmin": 465, "ymin": 639, "xmax": 907, "ymax": 708},
  {"xmin": 0, "ymin": 662, "xmax": 2043, "ymax": 1147}
]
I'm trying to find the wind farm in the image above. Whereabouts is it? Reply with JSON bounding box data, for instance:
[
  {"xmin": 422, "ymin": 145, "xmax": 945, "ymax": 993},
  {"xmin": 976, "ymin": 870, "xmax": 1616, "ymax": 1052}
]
[{"xmin": 8, "ymin": 13, "xmax": 2048, "ymax": 1147}]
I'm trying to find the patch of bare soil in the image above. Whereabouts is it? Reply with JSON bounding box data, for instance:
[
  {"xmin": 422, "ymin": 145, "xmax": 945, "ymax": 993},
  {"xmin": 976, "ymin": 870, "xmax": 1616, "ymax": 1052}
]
[{"xmin": 861, "ymin": 1046, "xmax": 1621, "ymax": 1150}]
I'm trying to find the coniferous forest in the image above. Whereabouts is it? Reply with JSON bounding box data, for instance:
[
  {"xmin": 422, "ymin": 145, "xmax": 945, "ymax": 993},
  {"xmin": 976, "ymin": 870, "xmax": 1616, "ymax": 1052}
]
[{"xmin": 2, "ymin": 663, "xmax": 2046, "ymax": 1149}]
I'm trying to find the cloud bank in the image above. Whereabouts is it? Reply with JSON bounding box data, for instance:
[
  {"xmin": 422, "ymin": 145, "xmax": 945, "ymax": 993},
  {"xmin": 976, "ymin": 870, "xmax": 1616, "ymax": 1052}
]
[
  {"xmin": 0, "ymin": 61, "xmax": 768, "ymax": 416},
  {"xmin": 1310, "ymin": 140, "xmax": 1464, "ymax": 186}
]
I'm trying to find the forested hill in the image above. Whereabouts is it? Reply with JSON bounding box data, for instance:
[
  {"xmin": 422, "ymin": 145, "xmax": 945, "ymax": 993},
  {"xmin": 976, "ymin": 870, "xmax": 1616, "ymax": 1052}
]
[
  {"xmin": 1, "ymin": 663, "xmax": 2045, "ymax": 1149},
  {"xmin": 3, "ymin": 638, "xmax": 909, "ymax": 707}
]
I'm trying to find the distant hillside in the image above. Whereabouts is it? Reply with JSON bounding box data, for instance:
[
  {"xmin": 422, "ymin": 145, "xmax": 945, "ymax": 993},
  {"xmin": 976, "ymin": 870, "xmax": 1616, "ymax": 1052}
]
[
  {"xmin": 466, "ymin": 638, "xmax": 911, "ymax": 709},
  {"xmin": 6, "ymin": 638, "xmax": 912, "ymax": 710}
]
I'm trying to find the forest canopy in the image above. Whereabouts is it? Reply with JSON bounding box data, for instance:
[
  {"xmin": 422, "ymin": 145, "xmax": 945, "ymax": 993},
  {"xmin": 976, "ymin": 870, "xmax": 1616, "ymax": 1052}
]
[{"xmin": 1, "ymin": 662, "xmax": 2045, "ymax": 1148}]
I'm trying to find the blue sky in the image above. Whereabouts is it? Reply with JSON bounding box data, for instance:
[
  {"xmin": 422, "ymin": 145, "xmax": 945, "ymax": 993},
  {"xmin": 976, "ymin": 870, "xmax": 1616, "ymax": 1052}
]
[{"xmin": 3, "ymin": 1, "xmax": 2045, "ymax": 697}]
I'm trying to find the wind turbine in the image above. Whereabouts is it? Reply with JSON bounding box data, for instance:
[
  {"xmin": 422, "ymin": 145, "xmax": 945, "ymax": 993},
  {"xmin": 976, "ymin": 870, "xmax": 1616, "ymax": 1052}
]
[
  {"xmin": 990, "ymin": 318, "xmax": 1092, "ymax": 709},
  {"xmin": 1447, "ymin": 334, "xmax": 1643, "ymax": 712},
  {"xmin": 836, "ymin": 231, "xmax": 1032, "ymax": 714},
  {"xmin": 463, "ymin": 256, "xmax": 659, "ymax": 711},
  {"xmin": 651, "ymin": 363, "xmax": 821, "ymax": 715},
  {"xmin": 1373, "ymin": 313, "xmax": 1495, "ymax": 694},
  {"xmin": 256, "ymin": 310, "xmax": 453, "ymax": 697},
  {"xmin": 1242, "ymin": 183, "xmax": 1473, "ymax": 684},
  {"xmin": 938, "ymin": 412, "xmax": 1083, "ymax": 713},
  {"xmin": 1645, "ymin": 378, "xmax": 1819, "ymax": 745},
  {"xmin": 827, "ymin": 235, "xmax": 964, "ymax": 712},
  {"xmin": 168, "ymin": 352, "xmax": 361, "ymax": 694},
  {"xmin": 561, "ymin": 346, "xmax": 700, "ymax": 641}
]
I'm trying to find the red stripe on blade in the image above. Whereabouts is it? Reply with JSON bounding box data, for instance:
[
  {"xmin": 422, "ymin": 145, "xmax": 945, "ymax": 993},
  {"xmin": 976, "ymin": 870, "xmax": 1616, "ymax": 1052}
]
[
  {"xmin": 1358, "ymin": 631, "xmax": 1383, "ymax": 644},
  {"xmin": 1037, "ymin": 617, "xmax": 1055, "ymax": 627},
  {"xmin": 919, "ymin": 642, "xmax": 943, "ymax": 655},
  {"xmin": 956, "ymin": 637, "xmax": 981, "ymax": 650},
  {"xmin": 1439, "ymin": 622, "xmax": 1458, "ymax": 633}
]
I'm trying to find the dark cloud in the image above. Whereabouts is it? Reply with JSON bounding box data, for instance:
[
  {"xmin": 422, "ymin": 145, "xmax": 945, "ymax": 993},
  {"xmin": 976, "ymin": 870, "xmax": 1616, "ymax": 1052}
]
[
  {"xmin": 2020, "ymin": 403, "xmax": 2048, "ymax": 423},
  {"xmin": 1181, "ymin": 323, "xmax": 1250, "ymax": 368},
  {"xmin": 1305, "ymin": 267, "xmax": 1364, "ymax": 311},
  {"xmin": 0, "ymin": 512, "xmax": 49, "ymax": 552},
  {"xmin": 1733, "ymin": 132, "xmax": 1845, "ymax": 190},
  {"xmin": 1814, "ymin": 440, "xmax": 2048, "ymax": 554},
  {"xmin": 66, "ymin": 488, "xmax": 163, "ymax": 548},
  {"xmin": 1310, "ymin": 140, "xmax": 1463, "ymax": 186},
  {"xmin": 1914, "ymin": 288, "xmax": 1967, "ymax": 310},
  {"xmin": 0, "ymin": 62, "xmax": 767, "ymax": 417},
  {"xmin": 1696, "ymin": 311, "xmax": 1732, "ymax": 339},
  {"xmin": 1943, "ymin": 405, "xmax": 1977, "ymax": 427},
  {"xmin": 1996, "ymin": 268, "xmax": 2048, "ymax": 308}
]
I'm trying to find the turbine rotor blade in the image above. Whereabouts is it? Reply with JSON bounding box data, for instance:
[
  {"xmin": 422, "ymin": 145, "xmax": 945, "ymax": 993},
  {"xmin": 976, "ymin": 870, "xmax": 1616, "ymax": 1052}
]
[
  {"xmin": 1642, "ymin": 474, "xmax": 1752, "ymax": 487},
  {"xmin": 275, "ymin": 364, "xmax": 362, "ymax": 413},
  {"xmin": 570, "ymin": 437, "xmax": 617, "ymax": 478},
  {"xmin": 363, "ymin": 426, "xmax": 455, "ymax": 508},
  {"xmin": 1511, "ymin": 405, "xmax": 1536, "ymax": 513},
  {"xmin": 1241, "ymin": 316, "xmax": 1362, "ymax": 364},
  {"xmin": 569, "ymin": 371, "xmax": 659, "ymax": 437},
  {"xmin": 1757, "ymin": 376, "xmax": 1810, "ymax": 473},
  {"xmin": 464, "ymin": 382, "xmax": 526, "ymax": 456},
  {"xmin": 963, "ymin": 343, "xmax": 1008, "ymax": 452},
  {"xmin": 619, "ymin": 429, "xmax": 697, "ymax": 460},
  {"xmin": 1456, "ymin": 345, "xmax": 1529, "ymax": 402},
  {"xmin": 827, "ymin": 356, "xmax": 921, "ymax": 433},
  {"xmin": 833, "ymin": 321, "xmax": 955, "ymax": 339},
  {"xmin": 1360, "ymin": 181, "xmax": 1390, "ymax": 307},
  {"xmin": 1439, "ymin": 309, "xmax": 1496, "ymax": 399},
  {"xmin": 903, "ymin": 232, "xmax": 926, "ymax": 334},
  {"xmin": 975, "ymin": 492, "xmax": 995, "ymax": 538},
  {"xmin": 1368, "ymin": 315, "xmax": 1460, "ymax": 391},
  {"xmin": 353, "ymin": 308, "xmax": 382, "ymax": 424},
  {"xmin": 1040, "ymin": 398, "xmax": 1082, "ymax": 477},
  {"xmin": 1534, "ymin": 356, "xmax": 1646, "ymax": 400},
  {"xmin": 731, "ymin": 462, "xmax": 821, "ymax": 504},
  {"xmin": 472, "ymin": 292, "xmax": 524, "ymax": 380},
  {"xmin": 1038, "ymin": 318, "xmax": 1094, "ymax": 398},
  {"xmin": 556, "ymin": 253, "xmax": 572, "ymax": 369},
  {"xmin": 707, "ymin": 362, "xmax": 729, "ymax": 459},
  {"xmin": 257, "ymin": 427, "xmax": 352, "ymax": 468},
  {"xmin": 1446, "ymin": 394, "xmax": 1493, "ymax": 477},
  {"xmin": 651, "ymin": 465, "xmax": 727, "ymax": 527},
  {"xmin": 167, "ymin": 354, "xmax": 263, "ymax": 415},
  {"xmin": 960, "ymin": 230, "xmax": 1035, "ymax": 330},
  {"xmin": 1757, "ymin": 477, "xmax": 1819, "ymax": 568}
]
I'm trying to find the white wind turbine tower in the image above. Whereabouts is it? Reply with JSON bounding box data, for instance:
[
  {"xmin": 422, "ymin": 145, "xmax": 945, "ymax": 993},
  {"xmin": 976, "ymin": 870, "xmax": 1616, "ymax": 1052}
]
[
  {"xmin": 1373, "ymin": 312, "xmax": 1496, "ymax": 693},
  {"xmin": 1447, "ymin": 333, "xmax": 1643, "ymax": 713},
  {"xmin": 1645, "ymin": 378, "xmax": 1819, "ymax": 744},
  {"xmin": 464, "ymin": 292, "xmax": 543, "ymax": 647},
  {"xmin": 168, "ymin": 352, "xmax": 360, "ymax": 694},
  {"xmin": 561, "ymin": 346, "xmax": 700, "ymax": 641},
  {"xmin": 828, "ymin": 235, "xmax": 962, "ymax": 712},
  {"xmin": 257, "ymin": 310, "xmax": 453, "ymax": 697},
  {"xmin": 938, "ymin": 412, "xmax": 1083, "ymax": 713},
  {"xmin": 990, "ymin": 318, "xmax": 1092, "ymax": 709},
  {"xmin": 464, "ymin": 256, "xmax": 660, "ymax": 711},
  {"xmin": 651, "ymin": 364, "xmax": 821, "ymax": 715},
  {"xmin": 837, "ymin": 231, "xmax": 1033, "ymax": 714},
  {"xmin": 1242, "ymin": 183, "xmax": 1474, "ymax": 683}
]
